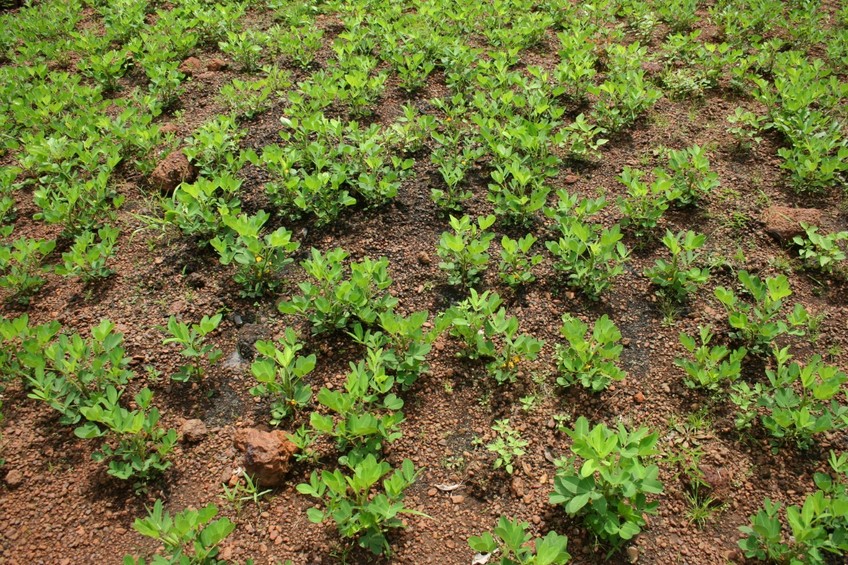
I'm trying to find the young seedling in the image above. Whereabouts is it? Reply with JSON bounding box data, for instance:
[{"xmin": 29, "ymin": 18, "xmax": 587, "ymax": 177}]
[
  {"xmin": 714, "ymin": 270, "xmax": 809, "ymax": 353},
  {"xmin": 758, "ymin": 347, "xmax": 848, "ymax": 449},
  {"xmin": 556, "ymin": 314, "xmax": 626, "ymax": 392},
  {"xmin": 162, "ymin": 314, "xmax": 223, "ymax": 382},
  {"xmin": 469, "ymin": 516, "xmax": 571, "ymax": 564},
  {"xmin": 211, "ymin": 210, "xmax": 300, "ymax": 298},
  {"xmin": 739, "ymin": 452, "xmax": 848, "ymax": 562},
  {"xmin": 279, "ymin": 248, "xmax": 398, "ymax": 334},
  {"xmin": 28, "ymin": 319, "xmax": 133, "ymax": 426},
  {"xmin": 75, "ymin": 386, "xmax": 177, "ymax": 485},
  {"xmin": 498, "ymin": 234, "xmax": 542, "ymax": 288},
  {"xmin": 250, "ymin": 328, "xmax": 316, "ymax": 425},
  {"xmin": 616, "ymin": 167, "xmax": 674, "ymax": 240},
  {"xmin": 644, "ymin": 230, "xmax": 710, "ymax": 303},
  {"xmin": 55, "ymin": 226, "xmax": 119, "ymax": 284},
  {"xmin": 665, "ymin": 145, "xmax": 720, "ymax": 206},
  {"xmin": 675, "ymin": 326, "xmax": 746, "ymax": 392},
  {"xmin": 124, "ymin": 500, "xmax": 235, "ymax": 565},
  {"xmin": 0, "ymin": 235, "xmax": 55, "ymax": 304},
  {"xmin": 485, "ymin": 419, "xmax": 528, "ymax": 475},
  {"xmin": 437, "ymin": 214, "xmax": 496, "ymax": 289},
  {"xmin": 545, "ymin": 192, "xmax": 629, "ymax": 300},
  {"xmin": 297, "ymin": 455, "xmax": 422, "ymax": 556},
  {"xmin": 792, "ymin": 223, "xmax": 848, "ymax": 275},
  {"xmin": 550, "ymin": 416, "xmax": 663, "ymax": 548}
]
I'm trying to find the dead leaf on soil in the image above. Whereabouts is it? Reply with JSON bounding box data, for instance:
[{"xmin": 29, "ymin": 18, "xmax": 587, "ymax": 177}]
[
  {"xmin": 472, "ymin": 552, "xmax": 491, "ymax": 564},
  {"xmin": 435, "ymin": 482, "xmax": 464, "ymax": 492}
]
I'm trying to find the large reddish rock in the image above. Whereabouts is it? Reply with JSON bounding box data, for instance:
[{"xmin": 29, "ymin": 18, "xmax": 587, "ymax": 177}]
[
  {"xmin": 150, "ymin": 151, "xmax": 196, "ymax": 194},
  {"xmin": 207, "ymin": 58, "xmax": 228, "ymax": 71},
  {"xmin": 178, "ymin": 56, "xmax": 204, "ymax": 77},
  {"xmin": 233, "ymin": 428, "xmax": 298, "ymax": 487},
  {"xmin": 762, "ymin": 206, "xmax": 822, "ymax": 240},
  {"xmin": 698, "ymin": 463, "xmax": 732, "ymax": 504}
]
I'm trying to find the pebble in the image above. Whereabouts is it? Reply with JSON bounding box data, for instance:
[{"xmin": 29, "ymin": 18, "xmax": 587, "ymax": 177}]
[
  {"xmin": 450, "ymin": 495, "xmax": 464, "ymax": 504},
  {"xmin": 511, "ymin": 477, "xmax": 525, "ymax": 498},
  {"xmin": 180, "ymin": 419, "xmax": 208, "ymax": 443},
  {"xmin": 4, "ymin": 469, "xmax": 24, "ymax": 488},
  {"xmin": 427, "ymin": 488, "xmax": 437, "ymax": 497},
  {"xmin": 627, "ymin": 546, "xmax": 639, "ymax": 563},
  {"xmin": 634, "ymin": 391, "xmax": 646, "ymax": 403}
]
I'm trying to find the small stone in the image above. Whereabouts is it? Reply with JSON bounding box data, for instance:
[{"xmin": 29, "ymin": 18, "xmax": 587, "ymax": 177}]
[
  {"xmin": 416, "ymin": 251, "xmax": 431, "ymax": 265},
  {"xmin": 564, "ymin": 174, "xmax": 579, "ymax": 184},
  {"xmin": 626, "ymin": 546, "xmax": 639, "ymax": 563},
  {"xmin": 531, "ymin": 515, "xmax": 541, "ymax": 525},
  {"xmin": 511, "ymin": 476, "xmax": 525, "ymax": 498},
  {"xmin": 450, "ymin": 494, "xmax": 464, "ymax": 504},
  {"xmin": 634, "ymin": 391, "xmax": 645, "ymax": 403},
  {"xmin": 4, "ymin": 469, "xmax": 23, "ymax": 488},
  {"xmin": 427, "ymin": 488, "xmax": 437, "ymax": 497},
  {"xmin": 724, "ymin": 550, "xmax": 742, "ymax": 562},
  {"xmin": 180, "ymin": 419, "xmax": 208, "ymax": 443},
  {"xmin": 168, "ymin": 300, "xmax": 187, "ymax": 315}
]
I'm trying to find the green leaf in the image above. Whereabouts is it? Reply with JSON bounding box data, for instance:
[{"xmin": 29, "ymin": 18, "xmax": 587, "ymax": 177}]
[
  {"xmin": 468, "ymin": 532, "xmax": 497, "ymax": 553},
  {"xmin": 306, "ymin": 508, "xmax": 325, "ymax": 523}
]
